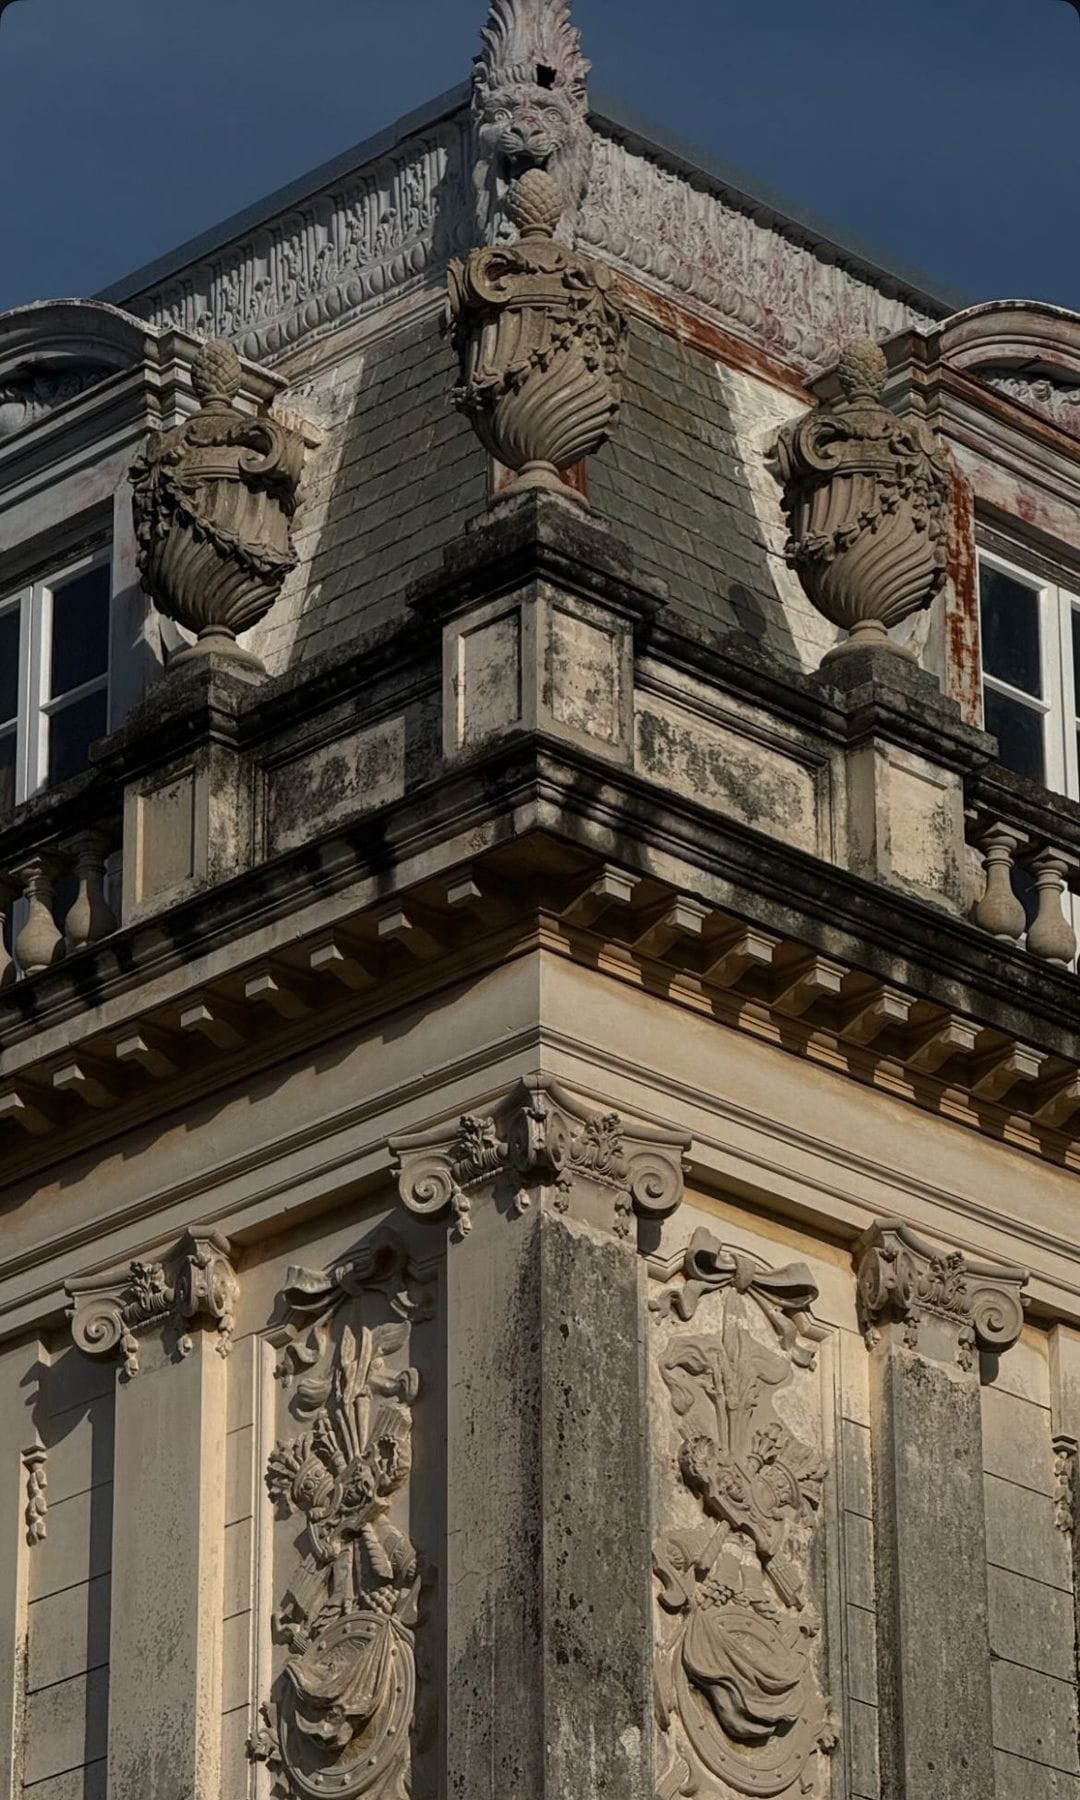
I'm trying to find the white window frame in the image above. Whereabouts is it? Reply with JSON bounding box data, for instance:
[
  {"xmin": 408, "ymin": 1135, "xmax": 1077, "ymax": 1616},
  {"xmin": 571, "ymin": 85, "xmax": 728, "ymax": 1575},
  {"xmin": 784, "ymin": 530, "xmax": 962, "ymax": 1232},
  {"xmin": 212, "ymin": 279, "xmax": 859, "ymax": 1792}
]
[
  {"xmin": 0, "ymin": 545, "xmax": 112, "ymax": 810},
  {"xmin": 979, "ymin": 547, "xmax": 1080, "ymax": 798}
]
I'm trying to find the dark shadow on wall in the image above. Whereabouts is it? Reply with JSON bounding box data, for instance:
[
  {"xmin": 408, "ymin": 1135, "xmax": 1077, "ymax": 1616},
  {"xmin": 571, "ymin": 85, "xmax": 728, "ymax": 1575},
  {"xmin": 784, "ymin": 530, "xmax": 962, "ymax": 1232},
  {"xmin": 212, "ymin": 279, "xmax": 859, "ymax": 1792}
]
[
  {"xmin": 284, "ymin": 301, "xmax": 488, "ymax": 672},
  {"xmin": 589, "ymin": 318, "xmax": 800, "ymax": 668}
]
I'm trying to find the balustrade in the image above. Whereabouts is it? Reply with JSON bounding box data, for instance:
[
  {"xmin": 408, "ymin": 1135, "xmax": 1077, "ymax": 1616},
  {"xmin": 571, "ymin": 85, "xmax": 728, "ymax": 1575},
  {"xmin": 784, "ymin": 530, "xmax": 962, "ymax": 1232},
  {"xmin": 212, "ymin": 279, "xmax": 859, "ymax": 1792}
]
[
  {"xmin": 971, "ymin": 817, "xmax": 1078, "ymax": 971},
  {"xmin": 0, "ymin": 827, "xmax": 120, "ymax": 982}
]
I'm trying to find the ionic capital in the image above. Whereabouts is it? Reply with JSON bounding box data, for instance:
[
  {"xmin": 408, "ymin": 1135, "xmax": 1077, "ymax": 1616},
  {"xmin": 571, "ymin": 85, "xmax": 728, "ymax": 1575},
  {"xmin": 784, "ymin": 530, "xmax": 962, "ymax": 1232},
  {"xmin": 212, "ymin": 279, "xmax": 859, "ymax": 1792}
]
[
  {"xmin": 855, "ymin": 1219, "xmax": 1027, "ymax": 1370},
  {"xmin": 391, "ymin": 1075, "xmax": 689, "ymax": 1241},
  {"xmin": 66, "ymin": 1227, "xmax": 238, "ymax": 1378}
]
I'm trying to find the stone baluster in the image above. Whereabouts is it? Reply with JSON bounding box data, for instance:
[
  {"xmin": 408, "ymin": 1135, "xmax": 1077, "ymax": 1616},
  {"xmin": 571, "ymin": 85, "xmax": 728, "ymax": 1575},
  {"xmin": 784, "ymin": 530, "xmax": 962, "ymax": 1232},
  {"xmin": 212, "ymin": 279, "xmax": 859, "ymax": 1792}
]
[
  {"xmin": 10, "ymin": 856, "xmax": 64, "ymax": 976},
  {"xmin": 0, "ymin": 879, "xmax": 16, "ymax": 989},
  {"xmin": 972, "ymin": 821, "xmax": 1027, "ymax": 942},
  {"xmin": 1025, "ymin": 847, "xmax": 1077, "ymax": 969},
  {"xmin": 63, "ymin": 830, "xmax": 119, "ymax": 952}
]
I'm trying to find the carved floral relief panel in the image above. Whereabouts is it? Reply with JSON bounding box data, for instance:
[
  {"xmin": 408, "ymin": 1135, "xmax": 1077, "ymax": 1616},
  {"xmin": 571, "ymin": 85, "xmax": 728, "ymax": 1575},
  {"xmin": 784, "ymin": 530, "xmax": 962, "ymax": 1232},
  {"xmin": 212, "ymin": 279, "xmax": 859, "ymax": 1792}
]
[
  {"xmin": 649, "ymin": 1225, "xmax": 840, "ymax": 1800},
  {"xmin": 249, "ymin": 1235, "xmax": 435, "ymax": 1800}
]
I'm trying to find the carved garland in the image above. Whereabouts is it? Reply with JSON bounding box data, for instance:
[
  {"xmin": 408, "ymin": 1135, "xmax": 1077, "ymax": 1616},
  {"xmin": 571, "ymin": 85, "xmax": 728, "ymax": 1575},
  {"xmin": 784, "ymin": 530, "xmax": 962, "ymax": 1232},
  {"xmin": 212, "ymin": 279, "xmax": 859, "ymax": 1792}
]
[
  {"xmin": 651, "ymin": 1229, "xmax": 838, "ymax": 1800},
  {"xmin": 66, "ymin": 1228, "xmax": 238, "ymax": 1378},
  {"xmin": 251, "ymin": 1237, "xmax": 433, "ymax": 1800},
  {"xmin": 392, "ymin": 1075, "xmax": 687, "ymax": 1240}
]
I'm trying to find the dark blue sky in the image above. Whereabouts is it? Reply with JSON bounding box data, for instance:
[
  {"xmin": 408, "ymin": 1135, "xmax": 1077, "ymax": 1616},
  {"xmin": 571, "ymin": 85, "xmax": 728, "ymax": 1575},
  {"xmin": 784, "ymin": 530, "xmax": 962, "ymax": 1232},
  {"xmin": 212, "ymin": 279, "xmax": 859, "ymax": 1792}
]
[{"xmin": 1, "ymin": 0, "xmax": 1078, "ymax": 313}]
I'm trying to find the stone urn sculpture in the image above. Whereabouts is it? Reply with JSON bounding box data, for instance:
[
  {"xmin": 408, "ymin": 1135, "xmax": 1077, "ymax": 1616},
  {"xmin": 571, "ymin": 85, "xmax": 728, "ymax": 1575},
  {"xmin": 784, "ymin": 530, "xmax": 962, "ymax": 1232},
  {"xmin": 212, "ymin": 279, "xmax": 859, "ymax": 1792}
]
[
  {"xmin": 775, "ymin": 339, "xmax": 951, "ymax": 658},
  {"xmin": 130, "ymin": 339, "xmax": 304, "ymax": 673},
  {"xmin": 448, "ymin": 166, "xmax": 627, "ymax": 506}
]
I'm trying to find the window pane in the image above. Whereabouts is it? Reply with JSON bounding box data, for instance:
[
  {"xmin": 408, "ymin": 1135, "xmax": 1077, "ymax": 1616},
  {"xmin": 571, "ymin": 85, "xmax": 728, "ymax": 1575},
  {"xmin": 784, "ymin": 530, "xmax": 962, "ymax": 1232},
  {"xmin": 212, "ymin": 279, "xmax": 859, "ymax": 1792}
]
[
  {"xmin": 47, "ymin": 688, "xmax": 107, "ymax": 787},
  {"xmin": 0, "ymin": 608, "xmax": 19, "ymax": 724},
  {"xmin": 1072, "ymin": 608, "xmax": 1080, "ymax": 721},
  {"xmin": 49, "ymin": 563, "xmax": 110, "ymax": 700},
  {"xmin": 0, "ymin": 730, "xmax": 14, "ymax": 822},
  {"xmin": 984, "ymin": 687, "xmax": 1046, "ymax": 783},
  {"xmin": 980, "ymin": 565, "xmax": 1042, "ymax": 697}
]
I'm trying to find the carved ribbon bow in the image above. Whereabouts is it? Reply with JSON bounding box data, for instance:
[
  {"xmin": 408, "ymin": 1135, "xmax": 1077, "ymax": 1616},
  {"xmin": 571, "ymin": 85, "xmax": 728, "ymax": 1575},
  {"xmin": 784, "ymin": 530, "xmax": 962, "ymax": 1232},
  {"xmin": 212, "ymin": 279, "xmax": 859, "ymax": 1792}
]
[{"xmin": 652, "ymin": 1228, "xmax": 820, "ymax": 1366}]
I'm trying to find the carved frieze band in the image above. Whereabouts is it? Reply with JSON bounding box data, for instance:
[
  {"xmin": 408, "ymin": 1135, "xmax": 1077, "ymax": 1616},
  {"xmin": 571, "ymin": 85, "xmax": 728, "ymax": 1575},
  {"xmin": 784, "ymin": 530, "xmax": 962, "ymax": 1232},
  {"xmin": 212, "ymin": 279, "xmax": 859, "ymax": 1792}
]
[
  {"xmin": 391, "ymin": 1075, "xmax": 689, "ymax": 1240},
  {"xmin": 127, "ymin": 121, "xmax": 933, "ymax": 376},
  {"xmin": 66, "ymin": 1228, "xmax": 238, "ymax": 1378},
  {"xmin": 855, "ymin": 1219, "xmax": 1027, "ymax": 1369},
  {"xmin": 650, "ymin": 1228, "xmax": 838, "ymax": 1799},
  {"xmin": 250, "ymin": 1235, "xmax": 433, "ymax": 1800}
]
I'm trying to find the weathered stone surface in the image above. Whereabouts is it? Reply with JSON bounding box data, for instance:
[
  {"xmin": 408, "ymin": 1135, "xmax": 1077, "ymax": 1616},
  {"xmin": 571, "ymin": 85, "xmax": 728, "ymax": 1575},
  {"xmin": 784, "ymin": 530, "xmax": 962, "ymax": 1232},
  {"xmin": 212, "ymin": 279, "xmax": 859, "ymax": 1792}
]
[{"xmin": 444, "ymin": 1203, "xmax": 654, "ymax": 1800}]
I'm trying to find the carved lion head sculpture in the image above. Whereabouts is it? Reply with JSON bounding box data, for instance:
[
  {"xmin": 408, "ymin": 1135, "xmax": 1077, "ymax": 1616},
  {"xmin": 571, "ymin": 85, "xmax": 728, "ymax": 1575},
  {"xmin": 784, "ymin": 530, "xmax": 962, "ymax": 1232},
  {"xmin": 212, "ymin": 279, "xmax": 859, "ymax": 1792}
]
[{"xmin": 471, "ymin": 0, "xmax": 592, "ymax": 240}]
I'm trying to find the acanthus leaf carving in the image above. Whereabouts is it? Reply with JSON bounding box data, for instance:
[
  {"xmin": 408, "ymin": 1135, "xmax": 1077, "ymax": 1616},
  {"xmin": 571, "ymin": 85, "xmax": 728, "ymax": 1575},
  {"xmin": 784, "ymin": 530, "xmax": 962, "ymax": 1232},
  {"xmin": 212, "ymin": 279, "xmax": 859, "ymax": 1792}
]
[
  {"xmin": 0, "ymin": 364, "xmax": 115, "ymax": 441},
  {"xmin": 251, "ymin": 1234, "xmax": 432, "ymax": 1800},
  {"xmin": 775, "ymin": 339, "xmax": 951, "ymax": 658},
  {"xmin": 854, "ymin": 1218, "xmax": 1027, "ymax": 1370},
  {"xmin": 651, "ymin": 1228, "xmax": 838, "ymax": 1799},
  {"xmin": 130, "ymin": 337, "xmax": 305, "ymax": 673},
  {"xmin": 984, "ymin": 370, "xmax": 1080, "ymax": 439},
  {"xmin": 66, "ymin": 1228, "xmax": 238, "ymax": 1378},
  {"xmin": 471, "ymin": 0, "xmax": 592, "ymax": 241},
  {"xmin": 449, "ymin": 166, "xmax": 627, "ymax": 506},
  {"xmin": 391, "ymin": 1075, "xmax": 687, "ymax": 1240}
]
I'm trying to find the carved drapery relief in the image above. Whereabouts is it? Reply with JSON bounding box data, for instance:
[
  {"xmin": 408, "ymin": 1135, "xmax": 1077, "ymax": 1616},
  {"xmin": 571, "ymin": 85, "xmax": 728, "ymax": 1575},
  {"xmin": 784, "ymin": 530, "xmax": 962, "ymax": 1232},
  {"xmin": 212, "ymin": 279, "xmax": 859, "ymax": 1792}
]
[
  {"xmin": 471, "ymin": 0, "xmax": 591, "ymax": 240},
  {"xmin": 775, "ymin": 340, "xmax": 951, "ymax": 657},
  {"xmin": 650, "ymin": 1229, "xmax": 837, "ymax": 1800},
  {"xmin": 392, "ymin": 1075, "xmax": 687, "ymax": 1240},
  {"xmin": 66, "ymin": 1228, "xmax": 238, "ymax": 1377},
  {"xmin": 449, "ymin": 166, "xmax": 627, "ymax": 504},
  {"xmin": 855, "ymin": 1219, "xmax": 1027, "ymax": 1370},
  {"xmin": 0, "ymin": 364, "xmax": 113, "ymax": 441},
  {"xmin": 130, "ymin": 338, "xmax": 305, "ymax": 673},
  {"xmin": 578, "ymin": 135, "xmax": 937, "ymax": 377},
  {"xmin": 251, "ymin": 1237, "xmax": 432, "ymax": 1800}
]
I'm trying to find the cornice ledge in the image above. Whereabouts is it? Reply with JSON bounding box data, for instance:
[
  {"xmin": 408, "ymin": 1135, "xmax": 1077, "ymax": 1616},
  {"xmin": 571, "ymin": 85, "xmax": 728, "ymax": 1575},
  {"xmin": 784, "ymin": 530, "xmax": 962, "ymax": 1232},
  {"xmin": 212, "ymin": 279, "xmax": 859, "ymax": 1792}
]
[
  {"xmin": 390, "ymin": 1074, "xmax": 690, "ymax": 1241},
  {"xmin": 66, "ymin": 1227, "xmax": 238, "ymax": 1377},
  {"xmin": 855, "ymin": 1218, "xmax": 1027, "ymax": 1369}
]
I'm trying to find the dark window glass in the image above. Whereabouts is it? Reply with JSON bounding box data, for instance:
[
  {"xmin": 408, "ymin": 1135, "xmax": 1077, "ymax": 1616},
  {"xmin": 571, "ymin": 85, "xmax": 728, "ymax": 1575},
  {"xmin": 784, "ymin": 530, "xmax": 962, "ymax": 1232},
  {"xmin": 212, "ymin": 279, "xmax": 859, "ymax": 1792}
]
[
  {"xmin": 49, "ymin": 564, "xmax": 110, "ymax": 700},
  {"xmin": 0, "ymin": 730, "xmax": 14, "ymax": 822},
  {"xmin": 980, "ymin": 565, "xmax": 1042, "ymax": 697},
  {"xmin": 984, "ymin": 687, "xmax": 1045, "ymax": 783},
  {"xmin": 0, "ymin": 608, "xmax": 18, "ymax": 724},
  {"xmin": 1072, "ymin": 608, "xmax": 1080, "ymax": 720},
  {"xmin": 47, "ymin": 688, "xmax": 107, "ymax": 787}
]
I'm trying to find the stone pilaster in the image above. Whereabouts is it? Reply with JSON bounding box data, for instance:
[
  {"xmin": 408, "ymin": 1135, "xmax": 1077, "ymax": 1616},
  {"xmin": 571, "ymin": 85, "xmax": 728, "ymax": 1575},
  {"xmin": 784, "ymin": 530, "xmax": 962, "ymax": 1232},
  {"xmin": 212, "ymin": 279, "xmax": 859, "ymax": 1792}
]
[
  {"xmin": 392, "ymin": 1077, "xmax": 689, "ymax": 1800},
  {"xmin": 0, "ymin": 1336, "xmax": 45, "ymax": 1797},
  {"xmin": 66, "ymin": 1230, "xmax": 238, "ymax": 1800},
  {"xmin": 854, "ymin": 1219, "xmax": 1028, "ymax": 1800}
]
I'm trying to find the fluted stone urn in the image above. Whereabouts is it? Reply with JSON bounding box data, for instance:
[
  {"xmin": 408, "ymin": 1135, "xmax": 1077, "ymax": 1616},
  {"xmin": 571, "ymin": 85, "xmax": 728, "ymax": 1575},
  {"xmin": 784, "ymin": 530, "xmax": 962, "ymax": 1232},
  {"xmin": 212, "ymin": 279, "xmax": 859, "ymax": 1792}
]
[
  {"xmin": 775, "ymin": 340, "xmax": 951, "ymax": 658},
  {"xmin": 130, "ymin": 340, "xmax": 305, "ymax": 673},
  {"xmin": 448, "ymin": 167, "xmax": 627, "ymax": 506}
]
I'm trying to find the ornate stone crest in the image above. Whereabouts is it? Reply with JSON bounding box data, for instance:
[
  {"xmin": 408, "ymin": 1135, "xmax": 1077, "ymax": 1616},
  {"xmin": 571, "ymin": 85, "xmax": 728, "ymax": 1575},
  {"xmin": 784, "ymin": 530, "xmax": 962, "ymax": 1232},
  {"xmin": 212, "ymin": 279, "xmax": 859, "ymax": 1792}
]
[
  {"xmin": 471, "ymin": 0, "xmax": 592, "ymax": 240},
  {"xmin": 392, "ymin": 1075, "xmax": 687, "ymax": 1239},
  {"xmin": 775, "ymin": 339, "xmax": 951, "ymax": 658},
  {"xmin": 855, "ymin": 1219, "xmax": 1027, "ymax": 1370},
  {"xmin": 66, "ymin": 1227, "xmax": 237, "ymax": 1378},
  {"xmin": 651, "ymin": 1230, "xmax": 837, "ymax": 1799},
  {"xmin": 130, "ymin": 338, "xmax": 304, "ymax": 672},
  {"xmin": 449, "ymin": 167, "xmax": 627, "ymax": 507},
  {"xmin": 251, "ymin": 1237, "xmax": 432, "ymax": 1800}
]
